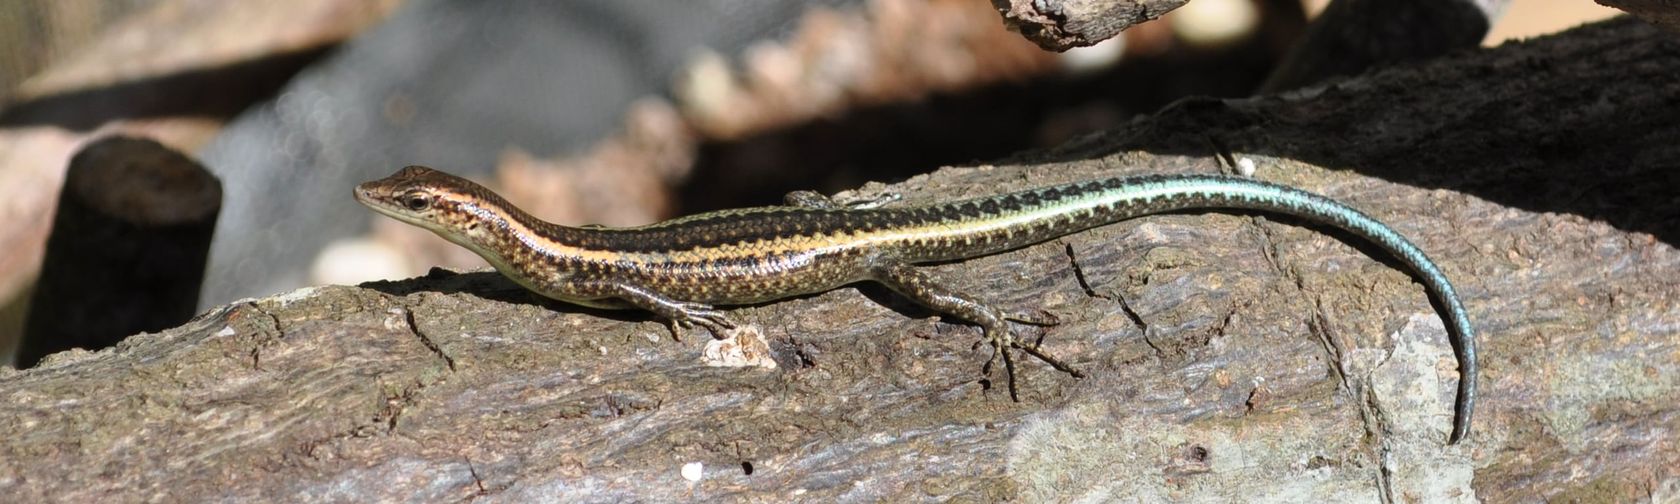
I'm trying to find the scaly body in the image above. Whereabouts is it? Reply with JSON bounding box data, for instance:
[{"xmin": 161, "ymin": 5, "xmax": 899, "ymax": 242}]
[{"xmin": 356, "ymin": 165, "xmax": 1477, "ymax": 443}]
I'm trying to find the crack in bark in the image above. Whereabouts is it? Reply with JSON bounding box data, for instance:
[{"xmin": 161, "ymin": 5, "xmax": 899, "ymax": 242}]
[
  {"xmin": 1210, "ymin": 305, "xmax": 1237, "ymax": 343},
  {"xmin": 1307, "ymin": 307, "xmax": 1353, "ymax": 405},
  {"xmin": 1115, "ymin": 294, "xmax": 1148, "ymax": 334},
  {"xmin": 1063, "ymin": 242, "xmax": 1111, "ymax": 300},
  {"xmin": 1366, "ymin": 383, "xmax": 1398, "ymax": 504},
  {"xmin": 382, "ymin": 385, "xmax": 419, "ymax": 434},
  {"xmin": 1248, "ymin": 197, "xmax": 1398, "ymax": 497},
  {"xmin": 1244, "ymin": 203, "xmax": 1392, "ymax": 455},
  {"xmin": 1239, "ymin": 202, "xmax": 1344, "ymax": 383},
  {"xmin": 463, "ymin": 455, "xmax": 498, "ymax": 500},
  {"xmin": 1120, "ymin": 293, "xmax": 1166, "ymax": 365},
  {"xmin": 1062, "ymin": 242, "xmax": 1155, "ymax": 357},
  {"xmin": 1247, "ymin": 215, "xmax": 1288, "ymax": 282},
  {"xmin": 235, "ymin": 301, "xmax": 284, "ymax": 371},
  {"xmin": 289, "ymin": 302, "xmax": 458, "ymax": 446},
  {"xmin": 402, "ymin": 307, "xmax": 457, "ymax": 372},
  {"xmin": 1311, "ymin": 304, "xmax": 1396, "ymax": 501}
]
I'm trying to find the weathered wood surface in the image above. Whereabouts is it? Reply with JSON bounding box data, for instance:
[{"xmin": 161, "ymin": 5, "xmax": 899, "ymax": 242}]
[
  {"xmin": 1599, "ymin": 0, "xmax": 1680, "ymax": 33},
  {"xmin": 992, "ymin": 0, "xmax": 1190, "ymax": 50},
  {"xmin": 3, "ymin": 17, "xmax": 1678, "ymax": 502}
]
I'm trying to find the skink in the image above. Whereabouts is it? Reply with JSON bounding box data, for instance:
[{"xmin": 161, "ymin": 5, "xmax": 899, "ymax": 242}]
[{"xmin": 356, "ymin": 165, "xmax": 1477, "ymax": 443}]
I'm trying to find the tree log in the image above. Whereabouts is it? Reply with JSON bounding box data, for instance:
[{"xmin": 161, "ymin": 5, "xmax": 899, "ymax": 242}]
[{"xmin": 2, "ymin": 17, "xmax": 1677, "ymax": 502}]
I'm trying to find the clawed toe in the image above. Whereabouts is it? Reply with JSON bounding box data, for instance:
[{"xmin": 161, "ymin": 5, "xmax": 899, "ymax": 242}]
[
  {"xmin": 975, "ymin": 322, "xmax": 1084, "ymax": 400},
  {"xmin": 673, "ymin": 303, "xmax": 738, "ymax": 339},
  {"xmin": 1012, "ymin": 342, "xmax": 1085, "ymax": 378}
]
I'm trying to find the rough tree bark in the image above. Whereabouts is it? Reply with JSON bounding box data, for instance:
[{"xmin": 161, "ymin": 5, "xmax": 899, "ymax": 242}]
[
  {"xmin": 2, "ymin": 17, "xmax": 1677, "ymax": 503},
  {"xmin": 1600, "ymin": 0, "xmax": 1680, "ymax": 33},
  {"xmin": 1258, "ymin": 0, "xmax": 1503, "ymax": 93},
  {"xmin": 993, "ymin": 0, "xmax": 1190, "ymax": 50}
]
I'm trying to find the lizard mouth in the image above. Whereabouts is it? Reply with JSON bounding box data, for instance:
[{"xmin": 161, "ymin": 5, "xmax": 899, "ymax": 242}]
[
  {"xmin": 352, "ymin": 183, "xmax": 377, "ymax": 204},
  {"xmin": 352, "ymin": 184, "xmax": 406, "ymax": 221},
  {"xmin": 352, "ymin": 182, "xmax": 453, "ymax": 237}
]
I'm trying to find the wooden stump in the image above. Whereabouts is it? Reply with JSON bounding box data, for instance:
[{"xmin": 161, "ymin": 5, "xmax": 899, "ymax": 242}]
[{"xmin": 17, "ymin": 136, "xmax": 221, "ymax": 367}]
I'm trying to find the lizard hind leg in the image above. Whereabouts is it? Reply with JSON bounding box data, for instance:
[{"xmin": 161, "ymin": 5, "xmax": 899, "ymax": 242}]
[{"xmin": 868, "ymin": 262, "xmax": 1083, "ymax": 400}]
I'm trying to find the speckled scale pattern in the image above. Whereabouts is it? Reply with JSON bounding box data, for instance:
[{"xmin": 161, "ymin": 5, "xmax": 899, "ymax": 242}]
[
  {"xmin": 355, "ymin": 166, "xmax": 1477, "ymax": 444},
  {"xmin": 546, "ymin": 174, "xmax": 1444, "ymax": 305}
]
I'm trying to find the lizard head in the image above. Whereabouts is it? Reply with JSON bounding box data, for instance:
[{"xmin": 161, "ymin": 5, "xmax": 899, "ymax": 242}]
[{"xmin": 354, "ymin": 165, "xmax": 519, "ymax": 249}]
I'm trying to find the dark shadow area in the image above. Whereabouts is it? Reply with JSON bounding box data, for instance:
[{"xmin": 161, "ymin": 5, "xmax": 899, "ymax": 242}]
[
  {"xmin": 0, "ymin": 43, "xmax": 338, "ymax": 130},
  {"xmin": 358, "ymin": 266, "xmax": 1030, "ymax": 349},
  {"xmin": 1103, "ymin": 59, "xmax": 1680, "ymax": 245},
  {"xmin": 359, "ymin": 268, "xmax": 800, "ymax": 335},
  {"xmin": 360, "ymin": 269, "xmax": 681, "ymax": 334},
  {"xmin": 360, "ymin": 264, "xmax": 1052, "ymax": 338},
  {"xmin": 360, "ymin": 269, "xmax": 533, "ymax": 301}
]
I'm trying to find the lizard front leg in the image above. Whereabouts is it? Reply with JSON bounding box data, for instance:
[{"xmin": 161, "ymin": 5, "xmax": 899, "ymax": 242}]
[{"xmin": 570, "ymin": 278, "xmax": 737, "ymax": 339}]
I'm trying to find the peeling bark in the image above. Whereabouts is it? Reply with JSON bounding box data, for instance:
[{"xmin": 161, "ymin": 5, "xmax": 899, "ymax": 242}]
[{"xmin": 992, "ymin": 0, "xmax": 1188, "ymax": 50}]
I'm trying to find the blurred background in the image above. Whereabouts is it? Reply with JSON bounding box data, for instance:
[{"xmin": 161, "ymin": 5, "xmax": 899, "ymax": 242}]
[{"xmin": 0, "ymin": 0, "xmax": 1618, "ymax": 366}]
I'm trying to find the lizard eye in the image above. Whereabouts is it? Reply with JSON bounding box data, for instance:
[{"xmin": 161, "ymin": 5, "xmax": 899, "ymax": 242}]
[{"xmin": 401, "ymin": 191, "xmax": 432, "ymax": 211}]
